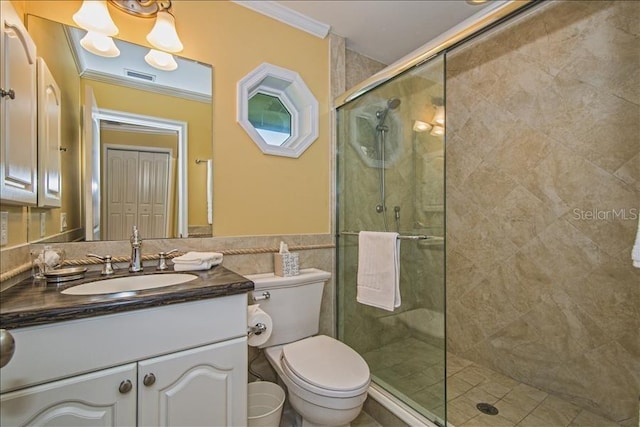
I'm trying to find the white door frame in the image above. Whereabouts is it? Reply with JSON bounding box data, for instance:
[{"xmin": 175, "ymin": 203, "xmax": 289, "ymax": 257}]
[{"xmin": 93, "ymin": 109, "xmax": 188, "ymax": 238}]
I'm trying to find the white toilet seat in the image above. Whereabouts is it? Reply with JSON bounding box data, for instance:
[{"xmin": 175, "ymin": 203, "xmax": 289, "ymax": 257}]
[{"xmin": 280, "ymin": 335, "xmax": 370, "ymax": 398}]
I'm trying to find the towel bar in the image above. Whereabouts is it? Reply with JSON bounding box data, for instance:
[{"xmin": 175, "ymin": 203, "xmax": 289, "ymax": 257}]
[{"xmin": 339, "ymin": 231, "xmax": 444, "ymax": 241}]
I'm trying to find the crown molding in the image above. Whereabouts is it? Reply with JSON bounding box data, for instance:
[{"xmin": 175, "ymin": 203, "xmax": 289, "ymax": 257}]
[
  {"xmin": 79, "ymin": 69, "xmax": 211, "ymax": 104},
  {"xmin": 100, "ymin": 121, "xmax": 177, "ymax": 136},
  {"xmin": 233, "ymin": 1, "xmax": 330, "ymax": 39}
]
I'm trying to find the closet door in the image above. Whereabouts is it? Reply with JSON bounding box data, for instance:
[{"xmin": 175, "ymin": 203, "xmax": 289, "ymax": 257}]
[
  {"xmin": 137, "ymin": 151, "xmax": 169, "ymax": 239},
  {"xmin": 106, "ymin": 148, "xmax": 170, "ymax": 240},
  {"xmin": 106, "ymin": 149, "xmax": 139, "ymax": 240}
]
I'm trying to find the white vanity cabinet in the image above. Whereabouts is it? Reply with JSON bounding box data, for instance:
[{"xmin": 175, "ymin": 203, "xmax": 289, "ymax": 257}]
[
  {"xmin": 139, "ymin": 338, "xmax": 246, "ymax": 426},
  {"xmin": 0, "ymin": 364, "xmax": 138, "ymax": 426},
  {"xmin": 0, "ymin": 294, "xmax": 249, "ymax": 427},
  {"xmin": 0, "ymin": 0, "xmax": 38, "ymax": 205}
]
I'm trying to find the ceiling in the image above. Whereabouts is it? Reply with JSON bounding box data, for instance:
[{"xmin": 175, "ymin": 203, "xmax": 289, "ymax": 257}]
[
  {"xmin": 65, "ymin": 25, "xmax": 212, "ymax": 101},
  {"xmin": 272, "ymin": 1, "xmax": 494, "ymax": 65}
]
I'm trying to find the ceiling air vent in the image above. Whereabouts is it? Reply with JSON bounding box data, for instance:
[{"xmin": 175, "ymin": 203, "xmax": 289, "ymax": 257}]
[{"xmin": 124, "ymin": 69, "xmax": 156, "ymax": 82}]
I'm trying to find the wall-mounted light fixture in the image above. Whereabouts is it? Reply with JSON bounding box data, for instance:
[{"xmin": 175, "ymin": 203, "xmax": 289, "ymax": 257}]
[
  {"xmin": 72, "ymin": 0, "xmax": 183, "ymax": 71},
  {"xmin": 413, "ymin": 120, "xmax": 432, "ymax": 133},
  {"xmin": 413, "ymin": 99, "xmax": 445, "ymax": 137},
  {"xmin": 144, "ymin": 49, "xmax": 178, "ymax": 71}
]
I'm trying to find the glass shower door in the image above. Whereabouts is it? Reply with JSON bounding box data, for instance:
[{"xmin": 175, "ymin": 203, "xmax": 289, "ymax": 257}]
[{"xmin": 336, "ymin": 54, "xmax": 446, "ymax": 424}]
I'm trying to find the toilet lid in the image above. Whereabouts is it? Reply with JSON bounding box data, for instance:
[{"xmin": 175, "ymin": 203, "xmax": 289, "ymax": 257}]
[{"xmin": 282, "ymin": 335, "xmax": 370, "ymax": 392}]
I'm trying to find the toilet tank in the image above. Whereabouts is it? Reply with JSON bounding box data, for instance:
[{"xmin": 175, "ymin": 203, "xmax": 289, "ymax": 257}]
[{"xmin": 245, "ymin": 268, "xmax": 331, "ymax": 348}]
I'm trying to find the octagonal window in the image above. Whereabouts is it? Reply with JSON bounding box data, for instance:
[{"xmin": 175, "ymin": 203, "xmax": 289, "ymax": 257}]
[
  {"xmin": 237, "ymin": 63, "xmax": 318, "ymax": 158},
  {"xmin": 248, "ymin": 93, "xmax": 292, "ymax": 146}
]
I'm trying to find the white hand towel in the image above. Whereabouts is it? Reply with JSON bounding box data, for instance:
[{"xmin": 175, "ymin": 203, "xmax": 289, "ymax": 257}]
[
  {"xmin": 173, "ymin": 261, "xmax": 213, "ymax": 271},
  {"xmin": 172, "ymin": 252, "xmax": 223, "ymax": 270},
  {"xmin": 632, "ymin": 213, "xmax": 640, "ymax": 268},
  {"xmin": 172, "ymin": 251, "xmax": 223, "ymax": 264},
  {"xmin": 357, "ymin": 231, "xmax": 401, "ymax": 311}
]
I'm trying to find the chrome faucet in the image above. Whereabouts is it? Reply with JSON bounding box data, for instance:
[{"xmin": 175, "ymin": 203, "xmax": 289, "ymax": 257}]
[
  {"xmin": 129, "ymin": 226, "xmax": 143, "ymax": 272},
  {"xmin": 87, "ymin": 253, "xmax": 115, "ymax": 275}
]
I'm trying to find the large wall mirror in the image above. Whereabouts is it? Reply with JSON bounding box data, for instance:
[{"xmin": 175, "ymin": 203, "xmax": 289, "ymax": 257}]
[{"xmin": 25, "ymin": 14, "xmax": 213, "ymax": 242}]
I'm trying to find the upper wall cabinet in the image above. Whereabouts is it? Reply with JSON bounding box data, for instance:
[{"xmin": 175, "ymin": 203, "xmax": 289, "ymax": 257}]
[
  {"xmin": 37, "ymin": 58, "xmax": 62, "ymax": 208},
  {"xmin": 237, "ymin": 63, "xmax": 318, "ymax": 158},
  {"xmin": 0, "ymin": 0, "xmax": 38, "ymax": 206}
]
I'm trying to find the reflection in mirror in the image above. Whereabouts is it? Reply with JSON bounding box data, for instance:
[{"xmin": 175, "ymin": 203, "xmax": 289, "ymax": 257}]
[
  {"xmin": 248, "ymin": 93, "xmax": 292, "ymax": 146},
  {"xmin": 25, "ymin": 14, "xmax": 213, "ymax": 243},
  {"xmin": 94, "ymin": 109, "xmax": 187, "ymax": 240}
]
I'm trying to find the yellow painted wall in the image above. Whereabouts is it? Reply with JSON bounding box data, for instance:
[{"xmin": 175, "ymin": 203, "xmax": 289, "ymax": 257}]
[{"xmin": 23, "ymin": 0, "xmax": 331, "ymax": 237}]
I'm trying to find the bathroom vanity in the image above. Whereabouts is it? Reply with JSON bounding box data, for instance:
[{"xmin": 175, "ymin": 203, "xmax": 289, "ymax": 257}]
[{"xmin": 0, "ymin": 267, "xmax": 253, "ymax": 426}]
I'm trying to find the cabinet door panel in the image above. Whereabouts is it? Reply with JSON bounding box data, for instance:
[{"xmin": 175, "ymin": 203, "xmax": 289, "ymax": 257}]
[
  {"xmin": 0, "ymin": 1, "xmax": 37, "ymax": 205},
  {"xmin": 37, "ymin": 58, "xmax": 62, "ymax": 207},
  {"xmin": 0, "ymin": 364, "xmax": 137, "ymax": 427},
  {"xmin": 138, "ymin": 337, "xmax": 247, "ymax": 427}
]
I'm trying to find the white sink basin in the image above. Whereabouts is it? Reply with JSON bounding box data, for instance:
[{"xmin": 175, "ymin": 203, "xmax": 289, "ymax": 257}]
[{"xmin": 61, "ymin": 273, "xmax": 198, "ymax": 296}]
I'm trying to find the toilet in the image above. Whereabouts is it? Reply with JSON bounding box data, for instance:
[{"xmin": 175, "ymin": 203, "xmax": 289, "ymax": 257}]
[{"xmin": 246, "ymin": 268, "xmax": 370, "ymax": 427}]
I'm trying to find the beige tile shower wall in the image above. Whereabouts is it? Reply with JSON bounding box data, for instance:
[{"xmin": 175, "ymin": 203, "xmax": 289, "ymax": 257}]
[
  {"xmin": 445, "ymin": 1, "xmax": 640, "ymax": 425},
  {"xmin": 345, "ymin": 49, "xmax": 386, "ymax": 92}
]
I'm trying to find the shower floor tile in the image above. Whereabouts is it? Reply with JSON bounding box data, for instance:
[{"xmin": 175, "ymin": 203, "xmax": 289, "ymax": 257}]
[
  {"xmin": 448, "ymin": 359, "xmax": 626, "ymax": 427},
  {"xmin": 361, "ymin": 337, "xmax": 625, "ymax": 427}
]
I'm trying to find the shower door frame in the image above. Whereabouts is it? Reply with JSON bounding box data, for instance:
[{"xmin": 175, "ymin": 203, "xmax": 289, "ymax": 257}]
[{"xmin": 333, "ymin": 1, "xmax": 543, "ymax": 426}]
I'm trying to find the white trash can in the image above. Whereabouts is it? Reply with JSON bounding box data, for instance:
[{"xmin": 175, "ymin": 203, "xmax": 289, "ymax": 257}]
[{"xmin": 247, "ymin": 381, "xmax": 285, "ymax": 427}]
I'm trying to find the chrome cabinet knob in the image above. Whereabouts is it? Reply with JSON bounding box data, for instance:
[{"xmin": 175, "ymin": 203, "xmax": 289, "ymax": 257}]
[
  {"xmin": 143, "ymin": 373, "xmax": 156, "ymax": 386},
  {"xmin": 119, "ymin": 379, "xmax": 133, "ymax": 394},
  {"xmin": 0, "ymin": 88, "xmax": 15, "ymax": 99},
  {"xmin": 0, "ymin": 329, "xmax": 16, "ymax": 368}
]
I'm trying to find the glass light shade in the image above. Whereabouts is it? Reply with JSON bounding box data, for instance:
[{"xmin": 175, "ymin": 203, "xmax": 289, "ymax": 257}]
[
  {"xmin": 430, "ymin": 125, "xmax": 445, "ymax": 137},
  {"xmin": 73, "ymin": 0, "xmax": 118, "ymax": 36},
  {"xmin": 145, "ymin": 49, "xmax": 178, "ymax": 71},
  {"xmin": 433, "ymin": 106, "xmax": 445, "ymax": 125},
  {"xmin": 413, "ymin": 120, "xmax": 433, "ymax": 133},
  {"xmin": 146, "ymin": 11, "xmax": 184, "ymax": 53},
  {"xmin": 80, "ymin": 32, "xmax": 120, "ymax": 57}
]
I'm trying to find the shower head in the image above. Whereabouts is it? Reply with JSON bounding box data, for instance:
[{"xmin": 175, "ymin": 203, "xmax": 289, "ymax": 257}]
[
  {"xmin": 387, "ymin": 98, "xmax": 401, "ymax": 110},
  {"xmin": 376, "ymin": 97, "xmax": 401, "ymax": 128}
]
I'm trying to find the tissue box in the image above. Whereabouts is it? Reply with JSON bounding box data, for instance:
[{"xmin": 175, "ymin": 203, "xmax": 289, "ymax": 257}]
[{"xmin": 274, "ymin": 252, "xmax": 299, "ymax": 277}]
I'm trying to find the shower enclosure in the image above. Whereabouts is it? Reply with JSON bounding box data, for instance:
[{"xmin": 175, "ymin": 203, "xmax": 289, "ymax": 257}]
[
  {"xmin": 336, "ymin": 1, "xmax": 639, "ymax": 426},
  {"xmin": 336, "ymin": 54, "xmax": 447, "ymax": 425}
]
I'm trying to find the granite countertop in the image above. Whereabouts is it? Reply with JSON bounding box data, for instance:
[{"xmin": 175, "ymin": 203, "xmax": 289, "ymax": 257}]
[{"xmin": 0, "ymin": 266, "xmax": 254, "ymax": 330}]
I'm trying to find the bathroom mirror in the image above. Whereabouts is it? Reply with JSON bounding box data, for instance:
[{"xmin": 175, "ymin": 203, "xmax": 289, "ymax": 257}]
[
  {"xmin": 25, "ymin": 14, "xmax": 213, "ymax": 242},
  {"xmin": 237, "ymin": 63, "xmax": 318, "ymax": 158}
]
